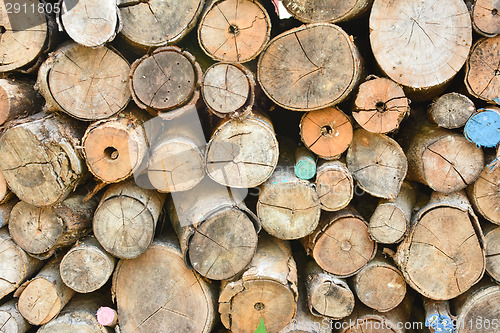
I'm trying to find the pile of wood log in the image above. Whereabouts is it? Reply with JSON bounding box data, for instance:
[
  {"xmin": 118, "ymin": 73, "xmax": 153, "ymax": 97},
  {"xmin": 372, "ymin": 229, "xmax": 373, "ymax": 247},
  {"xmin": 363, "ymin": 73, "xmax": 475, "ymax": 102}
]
[{"xmin": 1, "ymin": 0, "xmax": 500, "ymax": 332}]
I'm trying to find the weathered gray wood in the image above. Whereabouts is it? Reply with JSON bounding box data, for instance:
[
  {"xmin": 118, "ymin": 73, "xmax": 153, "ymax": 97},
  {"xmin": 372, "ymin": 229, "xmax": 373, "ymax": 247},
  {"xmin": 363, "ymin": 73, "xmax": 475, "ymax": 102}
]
[
  {"xmin": 258, "ymin": 23, "xmax": 363, "ymax": 111},
  {"xmin": 282, "ymin": 0, "xmax": 374, "ymax": 23},
  {"xmin": 17, "ymin": 257, "xmax": 76, "ymax": 326},
  {"xmin": 60, "ymin": 236, "xmax": 117, "ymax": 293},
  {"xmin": 167, "ymin": 178, "xmax": 259, "ymax": 280},
  {"xmin": 467, "ymin": 161, "xmax": 500, "ymax": 225},
  {"xmin": 0, "ymin": 78, "xmax": 42, "ymax": 126},
  {"xmin": 0, "ymin": 112, "xmax": 86, "ymax": 207},
  {"xmin": 0, "ymin": 299, "xmax": 31, "ymax": 333},
  {"xmin": 0, "ymin": 228, "xmax": 42, "ymax": 301},
  {"xmin": 9, "ymin": 193, "xmax": 97, "ymax": 259},
  {"xmin": 93, "ymin": 180, "xmax": 166, "ymax": 259},
  {"xmin": 395, "ymin": 191, "xmax": 485, "ymax": 300},
  {"xmin": 482, "ymin": 222, "xmax": 500, "ymax": 282},
  {"xmin": 219, "ymin": 234, "xmax": 298, "ymax": 333},
  {"xmin": 315, "ymin": 159, "xmax": 354, "ymax": 212},
  {"xmin": 428, "ymin": 93, "xmax": 476, "ymax": 129},
  {"xmin": 112, "ymin": 235, "xmax": 217, "ymax": 333}
]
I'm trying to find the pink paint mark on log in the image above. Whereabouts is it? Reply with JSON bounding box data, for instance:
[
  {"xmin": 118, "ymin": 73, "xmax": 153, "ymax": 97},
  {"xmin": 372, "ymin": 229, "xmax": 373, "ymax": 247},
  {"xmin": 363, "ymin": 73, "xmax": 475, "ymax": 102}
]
[{"xmin": 97, "ymin": 307, "xmax": 118, "ymax": 327}]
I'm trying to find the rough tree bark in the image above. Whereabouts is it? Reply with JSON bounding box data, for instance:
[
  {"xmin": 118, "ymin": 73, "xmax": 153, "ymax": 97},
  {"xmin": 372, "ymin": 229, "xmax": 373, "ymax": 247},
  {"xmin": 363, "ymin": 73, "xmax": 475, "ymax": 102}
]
[
  {"xmin": 467, "ymin": 157, "xmax": 500, "ymax": 225},
  {"xmin": 370, "ymin": 0, "xmax": 472, "ymax": 99},
  {"xmin": 0, "ymin": 112, "xmax": 86, "ymax": 207},
  {"xmin": 93, "ymin": 180, "xmax": 166, "ymax": 259},
  {"xmin": 60, "ymin": 0, "xmax": 121, "ymax": 47},
  {"xmin": 82, "ymin": 107, "xmax": 149, "ymax": 184},
  {"xmin": 353, "ymin": 77, "xmax": 409, "ymax": 134},
  {"xmin": 428, "ymin": 93, "xmax": 476, "ymax": 129},
  {"xmin": 146, "ymin": 106, "xmax": 206, "ymax": 193},
  {"xmin": 302, "ymin": 207, "xmax": 377, "ymax": 278},
  {"xmin": 315, "ymin": 159, "xmax": 354, "ymax": 212},
  {"xmin": 112, "ymin": 235, "xmax": 218, "ymax": 333},
  {"xmin": 0, "ymin": 170, "xmax": 12, "ymax": 205},
  {"xmin": 404, "ymin": 122, "xmax": 484, "ymax": 194},
  {"xmin": 334, "ymin": 296, "xmax": 413, "ymax": 333},
  {"xmin": 305, "ymin": 261, "xmax": 355, "ymax": 320},
  {"xmin": 201, "ymin": 62, "xmax": 255, "ymax": 118},
  {"xmin": 452, "ymin": 280, "xmax": 500, "ymax": 333},
  {"xmin": 117, "ymin": 0, "xmax": 204, "ymax": 53},
  {"xmin": 205, "ymin": 112, "xmax": 279, "ymax": 188},
  {"xmin": 258, "ymin": 23, "xmax": 363, "ymax": 111},
  {"xmin": 129, "ymin": 46, "xmax": 202, "ymax": 118},
  {"xmin": 198, "ymin": 0, "xmax": 271, "ymax": 63},
  {"xmin": 395, "ymin": 191, "xmax": 485, "ymax": 300},
  {"xmin": 0, "ymin": 299, "xmax": 31, "ymax": 333},
  {"xmin": 471, "ymin": 0, "xmax": 500, "ymax": 37},
  {"xmin": 352, "ymin": 254, "xmax": 407, "ymax": 312},
  {"xmin": 0, "ymin": 0, "xmax": 50, "ymax": 72},
  {"xmin": 257, "ymin": 139, "xmax": 320, "ymax": 240},
  {"xmin": 167, "ymin": 178, "xmax": 260, "ymax": 280},
  {"xmin": 219, "ymin": 234, "xmax": 298, "ymax": 333},
  {"xmin": 36, "ymin": 42, "xmax": 130, "ymax": 121},
  {"xmin": 299, "ymin": 106, "xmax": 353, "ymax": 160},
  {"xmin": 0, "ymin": 199, "xmax": 17, "ymax": 228},
  {"xmin": 282, "ymin": 0, "xmax": 374, "ymax": 23},
  {"xmin": 423, "ymin": 299, "xmax": 454, "ymax": 333},
  {"xmin": 368, "ymin": 182, "xmax": 417, "ymax": 244},
  {"xmin": 17, "ymin": 257, "xmax": 76, "ymax": 326},
  {"xmin": 9, "ymin": 192, "xmax": 97, "ymax": 259},
  {"xmin": 347, "ymin": 129, "xmax": 408, "ymax": 199},
  {"xmin": 482, "ymin": 222, "xmax": 500, "ymax": 282},
  {"xmin": 465, "ymin": 36, "xmax": 500, "ymax": 104},
  {"xmin": 38, "ymin": 292, "xmax": 112, "ymax": 333},
  {"xmin": 60, "ymin": 236, "xmax": 117, "ymax": 293},
  {"xmin": 0, "ymin": 228, "xmax": 42, "ymax": 300},
  {"xmin": 0, "ymin": 78, "xmax": 42, "ymax": 126}
]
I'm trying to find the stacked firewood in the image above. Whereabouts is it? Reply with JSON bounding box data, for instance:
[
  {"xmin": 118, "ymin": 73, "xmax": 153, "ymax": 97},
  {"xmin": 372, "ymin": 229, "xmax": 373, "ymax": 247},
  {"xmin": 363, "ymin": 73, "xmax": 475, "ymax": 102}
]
[{"xmin": 0, "ymin": 0, "xmax": 499, "ymax": 332}]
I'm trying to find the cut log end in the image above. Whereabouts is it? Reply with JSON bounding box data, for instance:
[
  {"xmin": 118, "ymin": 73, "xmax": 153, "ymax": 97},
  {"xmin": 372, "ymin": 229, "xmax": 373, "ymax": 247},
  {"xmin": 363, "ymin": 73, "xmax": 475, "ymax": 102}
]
[
  {"xmin": 282, "ymin": 0, "xmax": 374, "ymax": 23},
  {"xmin": 300, "ymin": 107, "xmax": 353, "ymax": 160},
  {"xmin": 0, "ymin": 0, "xmax": 48, "ymax": 72},
  {"xmin": 370, "ymin": 0, "xmax": 472, "ymax": 97},
  {"xmin": 202, "ymin": 62, "xmax": 254, "ymax": 118},
  {"xmin": 18, "ymin": 278, "xmax": 62, "ymax": 325},
  {"xmin": 198, "ymin": 0, "xmax": 271, "ymax": 63},
  {"xmin": 258, "ymin": 23, "xmax": 362, "ymax": 111},
  {"xmin": 353, "ymin": 77, "xmax": 409, "ymax": 134},
  {"xmin": 468, "ymin": 164, "xmax": 500, "ymax": 225},
  {"xmin": 484, "ymin": 226, "xmax": 500, "ymax": 282},
  {"xmin": 464, "ymin": 108, "xmax": 500, "ymax": 149},
  {"xmin": 315, "ymin": 160, "xmax": 354, "ymax": 212},
  {"xmin": 465, "ymin": 35, "xmax": 500, "ymax": 103},
  {"xmin": 428, "ymin": 92, "xmax": 476, "ymax": 129},
  {"xmin": 130, "ymin": 47, "xmax": 202, "ymax": 116},
  {"xmin": 472, "ymin": 0, "xmax": 500, "ymax": 37}
]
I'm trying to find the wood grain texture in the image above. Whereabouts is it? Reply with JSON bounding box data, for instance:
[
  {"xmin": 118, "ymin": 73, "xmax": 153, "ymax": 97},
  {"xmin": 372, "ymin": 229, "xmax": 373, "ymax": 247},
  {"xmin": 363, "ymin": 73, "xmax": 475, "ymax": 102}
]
[
  {"xmin": 465, "ymin": 36, "xmax": 500, "ymax": 104},
  {"xmin": 395, "ymin": 191, "xmax": 485, "ymax": 300},
  {"xmin": 198, "ymin": 0, "xmax": 271, "ymax": 63},
  {"xmin": 300, "ymin": 106, "xmax": 353, "ymax": 160},
  {"xmin": 206, "ymin": 112, "xmax": 279, "ymax": 188},
  {"xmin": 219, "ymin": 234, "xmax": 298, "ymax": 333},
  {"xmin": 258, "ymin": 23, "xmax": 363, "ymax": 111},
  {"xmin": 130, "ymin": 46, "xmax": 202, "ymax": 117},
  {"xmin": 0, "ymin": 78, "xmax": 42, "ymax": 126},
  {"xmin": 60, "ymin": 236, "xmax": 116, "ymax": 293},
  {"xmin": 0, "ymin": 112, "xmax": 86, "ymax": 207},
  {"xmin": 471, "ymin": 0, "xmax": 500, "ymax": 37},
  {"xmin": 353, "ymin": 77, "xmax": 409, "ymax": 134},
  {"xmin": 428, "ymin": 92, "xmax": 476, "ymax": 129},
  {"xmin": 0, "ymin": 227, "xmax": 42, "ymax": 301},
  {"xmin": 370, "ymin": 0, "xmax": 472, "ymax": 98},
  {"xmin": 37, "ymin": 42, "xmax": 130, "ymax": 121},
  {"xmin": 303, "ymin": 207, "xmax": 376, "ymax": 278},
  {"xmin": 0, "ymin": 0, "xmax": 48, "ymax": 72},
  {"xmin": 112, "ymin": 235, "xmax": 217, "ymax": 333},
  {"xmin": 9, "ymin": 193, "xmax": 98, "ymax": 259},
  {"xmin": 93, "ymin": 180, "xmax": 166, "ymax": 259},
  {"xmin": 347, "ymin": 129, "xmax": 407, "ymax": 199},
  {"xmin": 467, "ymin": 162, "xmax": 500, "ymax": 225},
  {"xmin": 168, "ymin": 178, "xmax": 259, "ymax": 280},
  {"xmin": 118, "ymin": 0, "xmax": 204, "ymax": 53},
  {"xmin": 282, "ymin": 0, "xmax": 374, "ymax": 23},
  {"xmin": 482, "ymin": 223, "xmax": 500, "ymax": 282},
  {"xmin": 405, "ymin": 123, "xmax": 484, "ymax": 193},
  {"xmin": 17, "ymin": 257, "xmax": 76, "ymax": 326},
  {"xmin": 61, "ymin": 0, "xmax": 121, "ymax": 47},
  {"xmin": 315, "ymin": 159, "xmax": 354, "ymax": 212},
  {"xmin": 0, "ymin": 299, "xmax": 31, "ymax": 333},
  {"xmin": 83, "ymin": 107, "xmax": 149, "ymax": 183}
]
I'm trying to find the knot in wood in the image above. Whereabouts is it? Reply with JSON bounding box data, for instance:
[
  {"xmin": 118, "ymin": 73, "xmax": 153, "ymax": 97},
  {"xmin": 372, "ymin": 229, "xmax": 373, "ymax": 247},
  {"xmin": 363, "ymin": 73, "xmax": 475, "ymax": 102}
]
[
  {"xmin": 341, "ymin": 240, "xmax": 352, "ymax": 251},
  {"xmin": 375, "ymin": 101, "xmax": 387, "ymax": 113},
  {"xmin": 254, "ymin": 302, "xmax": 265, "ymax": 311},
  {"xmin": 228, "ymin": 24, "xmax": 240, "ymax": 36},
  {"xmin": 0, "ymin": 26, "xmax": 5, "ymax": 34}
]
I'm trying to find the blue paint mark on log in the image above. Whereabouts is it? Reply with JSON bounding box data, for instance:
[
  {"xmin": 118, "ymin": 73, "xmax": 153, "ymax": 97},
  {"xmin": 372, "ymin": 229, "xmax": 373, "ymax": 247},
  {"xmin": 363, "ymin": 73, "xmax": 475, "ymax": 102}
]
[
  {"xmin": 295, "ymin": 157, "xmax": 316, "ymax": 180},
  {"xmin": 464, "ymin": 109, "xmax": 500, "ymax": 148}
]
